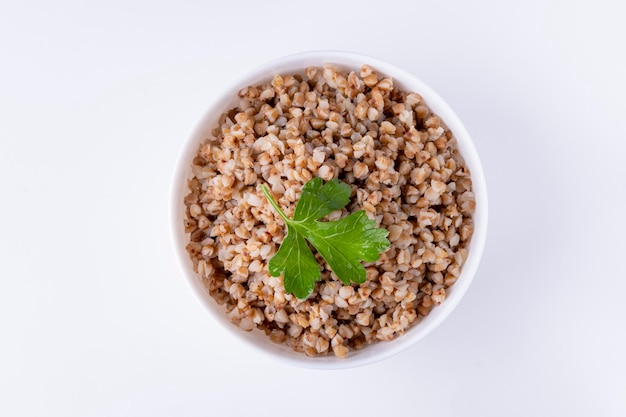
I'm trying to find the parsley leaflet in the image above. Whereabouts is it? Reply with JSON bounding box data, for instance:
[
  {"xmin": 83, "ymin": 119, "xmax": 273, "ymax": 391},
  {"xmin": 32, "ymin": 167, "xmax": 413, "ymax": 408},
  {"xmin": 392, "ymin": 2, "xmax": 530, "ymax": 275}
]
[{"xmin": 261, "ymin": 178, "xmax": 390, "ymax": 299}]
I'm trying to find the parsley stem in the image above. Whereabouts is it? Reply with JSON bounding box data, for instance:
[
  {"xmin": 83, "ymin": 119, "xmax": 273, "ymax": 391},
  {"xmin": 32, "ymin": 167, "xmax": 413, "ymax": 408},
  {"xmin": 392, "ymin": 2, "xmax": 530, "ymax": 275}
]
[{"xmin": 261, "ymin": 184, "xmax": 291, "ymax": 224}]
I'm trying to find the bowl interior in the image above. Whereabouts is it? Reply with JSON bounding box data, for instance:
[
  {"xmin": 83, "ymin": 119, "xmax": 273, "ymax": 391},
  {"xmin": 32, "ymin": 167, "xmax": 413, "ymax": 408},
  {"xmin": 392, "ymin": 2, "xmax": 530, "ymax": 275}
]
[{"xmin": 170, "ymin": 51, "xmax": 488, "ymax": 369}]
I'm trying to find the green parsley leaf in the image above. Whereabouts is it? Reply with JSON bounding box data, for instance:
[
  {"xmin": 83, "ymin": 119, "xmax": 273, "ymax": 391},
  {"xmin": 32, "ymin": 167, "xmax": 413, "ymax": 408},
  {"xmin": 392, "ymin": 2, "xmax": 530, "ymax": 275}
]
[{"xmin": 261, "ymin": 178, "xmax": 390, "ymax": 299}]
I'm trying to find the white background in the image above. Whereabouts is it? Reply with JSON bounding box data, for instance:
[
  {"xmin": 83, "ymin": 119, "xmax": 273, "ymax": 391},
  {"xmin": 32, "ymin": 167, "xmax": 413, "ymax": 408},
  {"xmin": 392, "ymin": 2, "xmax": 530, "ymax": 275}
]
[{"xmin": 1, "ymin": 0, "xmax": 625, "ymax": 416}]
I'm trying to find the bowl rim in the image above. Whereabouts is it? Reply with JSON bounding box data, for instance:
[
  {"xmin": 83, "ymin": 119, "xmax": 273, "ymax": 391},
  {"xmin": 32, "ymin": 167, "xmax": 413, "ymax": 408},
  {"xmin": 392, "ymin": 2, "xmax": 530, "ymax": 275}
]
[{"xmin": 170, "ymin": 50, "xmax": 488, "ymax": 369}]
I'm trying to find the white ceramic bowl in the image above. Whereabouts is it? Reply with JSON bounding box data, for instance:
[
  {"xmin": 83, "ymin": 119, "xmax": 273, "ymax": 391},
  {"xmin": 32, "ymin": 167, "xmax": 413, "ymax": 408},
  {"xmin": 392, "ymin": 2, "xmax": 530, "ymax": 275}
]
[{"xmin": 170, "ymin": 51, "xmax": 488, "ymax": 369}]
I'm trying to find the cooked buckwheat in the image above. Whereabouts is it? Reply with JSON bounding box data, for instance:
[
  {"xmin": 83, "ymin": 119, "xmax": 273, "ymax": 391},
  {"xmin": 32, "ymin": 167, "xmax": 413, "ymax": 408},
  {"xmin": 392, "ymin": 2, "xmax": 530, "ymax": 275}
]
[{"xmin": 184, "ymin": 64, "xmax": 475, "ymax": 357}]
